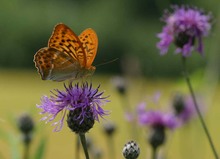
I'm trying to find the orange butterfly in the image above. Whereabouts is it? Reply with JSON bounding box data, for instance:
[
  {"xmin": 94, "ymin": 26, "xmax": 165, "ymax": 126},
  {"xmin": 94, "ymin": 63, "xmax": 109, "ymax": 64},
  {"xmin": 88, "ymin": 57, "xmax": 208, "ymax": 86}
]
[{"xmin": 34, "ymin": 23, "xmax": 98, "ymax": 81}]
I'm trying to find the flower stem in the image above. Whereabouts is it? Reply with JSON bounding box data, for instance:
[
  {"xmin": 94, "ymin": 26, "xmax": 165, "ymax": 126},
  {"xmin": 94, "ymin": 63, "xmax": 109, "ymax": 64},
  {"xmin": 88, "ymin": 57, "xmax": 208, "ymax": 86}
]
[
  {"xmin": 182, "ymin": 57, "xmax": 219, "ymax": 159},
  {"xmin": 79, "ymin": 133, "xmax": 90, "ymax": 159},
  {"xmin": 107, "ymin": 136, "xmax": 115, "ymax": 159},
  {"xmin": 152, "ymin": 147, "xmax": 157, "ymax": 159},
  {"xmin": 23, "ymin": 142, "xmax": 30, "ymax": 159}
]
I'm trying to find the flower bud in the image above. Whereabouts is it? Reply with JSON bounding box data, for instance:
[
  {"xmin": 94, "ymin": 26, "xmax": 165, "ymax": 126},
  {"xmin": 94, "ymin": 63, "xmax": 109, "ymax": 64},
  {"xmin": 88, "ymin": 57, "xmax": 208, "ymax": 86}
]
[
  {"xmin": 17, "ymin": 113, "xmax": 34, "ymax": 135},
  {"xmin": 122, "ymin": 140, "xmax": 140, "ymax": 159},
  {"xmin": 173, "ymin": 93, "xmax": 185, "ymax": 115},
  {"xmin": 148, "ymin": 126, "xmax": 165, "ymax": 149},
  {"xmin": 67, "ymin": 107, "xmax": 95, "ymax": 134},
  {"xmin": 103, "ymin": 122, "xmax": 116, "ymax": 136}
]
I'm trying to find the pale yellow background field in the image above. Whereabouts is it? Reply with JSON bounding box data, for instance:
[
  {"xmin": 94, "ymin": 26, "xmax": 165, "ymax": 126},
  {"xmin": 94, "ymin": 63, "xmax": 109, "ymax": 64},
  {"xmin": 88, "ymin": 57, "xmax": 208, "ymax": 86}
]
[{"xmin": 0, "ymin": 69, "xmax": 220, "ymax": 159}]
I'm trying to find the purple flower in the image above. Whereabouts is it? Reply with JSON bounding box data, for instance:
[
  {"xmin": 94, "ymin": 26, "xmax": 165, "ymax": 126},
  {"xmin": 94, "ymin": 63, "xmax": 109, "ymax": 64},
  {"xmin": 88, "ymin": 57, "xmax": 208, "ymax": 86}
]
[
  {"xmin": 172, "ymin": 94, "xmax": 204, "ymax": 125},
  {"xmin": 37, "ymin": 82, "xmax": 109, "ymax": 132},
  {"xmin": 177, "ymin": 97, "xmax": 196, "ymax": 123},
  {"xmin": 137, "ymin": 103, "xmax": 178, "ymax": 130},
  {"xmin": 157, "ymin": 5, "xmax": 212, "ymax": 56},
  {"xmin": 139, "ymin": 110, "xmax": 178, "ymax": 130}
]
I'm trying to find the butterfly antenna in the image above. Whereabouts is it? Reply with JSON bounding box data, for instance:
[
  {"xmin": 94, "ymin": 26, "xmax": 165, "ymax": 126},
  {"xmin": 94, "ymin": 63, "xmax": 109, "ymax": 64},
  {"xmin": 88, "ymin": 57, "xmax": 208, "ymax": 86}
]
[{"xmin": 95, "ymin": 58, "xmax": 119, "ymax": 67}]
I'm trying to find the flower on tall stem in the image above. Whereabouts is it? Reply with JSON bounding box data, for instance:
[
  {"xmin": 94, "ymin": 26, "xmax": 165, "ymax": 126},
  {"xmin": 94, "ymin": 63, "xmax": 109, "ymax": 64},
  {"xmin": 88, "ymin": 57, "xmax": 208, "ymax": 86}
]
[
  {"xmin": 37, "ymin": 82, "xmax": 109, "ymax": 132},
  {"xmin": 137, "ymin": 103, "xmax": 178, "ymax": 159},
  {"xmin": 37, "ymin": 82, "xmax": 109, "ymax": 159},
  {"xmin": 17, "ymin": 113, "xmax": 35, "ymax": 159},
  {"xmin": 102, "ymin": 121, "xmax": 117, "ymax": 159},
  {"xmin": 157, "ymin": 5, "xmax": 218, "ymax": 158},
  {"xmin": 157, "ymin": 5, "xmax": 212, "ymax": 56}
]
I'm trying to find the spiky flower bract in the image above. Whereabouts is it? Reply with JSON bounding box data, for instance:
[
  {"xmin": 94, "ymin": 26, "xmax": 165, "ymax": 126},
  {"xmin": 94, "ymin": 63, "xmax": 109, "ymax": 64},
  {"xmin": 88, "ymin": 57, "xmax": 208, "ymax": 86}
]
[{"xmin": 123, "ymin": 141, "xmax": 140, "ymax": 159}]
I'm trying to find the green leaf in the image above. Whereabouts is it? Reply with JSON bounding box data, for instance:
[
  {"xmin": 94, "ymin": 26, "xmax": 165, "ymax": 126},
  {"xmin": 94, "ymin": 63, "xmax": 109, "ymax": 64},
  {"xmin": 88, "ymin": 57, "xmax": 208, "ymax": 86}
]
[
  {"xmin": 8, "ymin": 133, "xmax": 20, "ymax": 159},
  {"xmin": 33, "ymin": 136, "xmax": 47, "ymax": 159}
]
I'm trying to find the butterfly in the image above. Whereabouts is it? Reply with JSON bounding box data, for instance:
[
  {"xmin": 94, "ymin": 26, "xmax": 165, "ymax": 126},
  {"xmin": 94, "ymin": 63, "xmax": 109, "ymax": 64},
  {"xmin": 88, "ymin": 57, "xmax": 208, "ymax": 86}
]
[{"xmin": 34, "ymin": 23, "xmax": 98, "ymax": 81}]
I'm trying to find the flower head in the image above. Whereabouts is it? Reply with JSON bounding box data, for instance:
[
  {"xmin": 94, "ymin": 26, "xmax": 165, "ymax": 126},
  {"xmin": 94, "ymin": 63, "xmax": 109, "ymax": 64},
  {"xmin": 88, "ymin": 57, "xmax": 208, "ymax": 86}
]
[
  {"xmin": 137, "ymin": 106, "xmax": 178, "ymax": 149},
  {"xmin": 17, "ymin": 113, "xmax": 35, "ymax": 135},
  {"xmin": 102, "ymin": 121, "xmax": 116, "ymax": 136},
  {"xmin": 17, "ymin": 113, "xmax": 35, "ymax": 145},
  {"xmin": 157, "ymin": 5, "xmax": 212, "ymax": 56},
  {"xmin": 138, "ymin": 110, "xmax": 178, "ymax": 130},
  {"xmin": 173, "ymin": 93, "xmax": 199, "ymax": 125},
  {"xmin": 37, "ymin": 82, "xmax": 109, "ymax": 132},
  {"xmin": 137, "ymin": 101, "xmax": 177, "ymax": 129}
]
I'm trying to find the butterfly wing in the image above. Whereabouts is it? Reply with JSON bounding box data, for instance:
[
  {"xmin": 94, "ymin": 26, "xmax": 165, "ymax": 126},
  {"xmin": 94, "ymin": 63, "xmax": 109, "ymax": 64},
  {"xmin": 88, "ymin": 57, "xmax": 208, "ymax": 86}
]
[
  {"xmin": 48, "ymin": 23, "xmax": 87, "ymax": 67},
  {"xmin": 79, "ymin": 28, "xmax": 98, "ymax": 68},
  {"xmin": 34, "ymin": 24, "xmax": 98, "ymax": 81},
  {"xmin": 34, "ymin": 47, "xmax": 82, "ymax": 81}
]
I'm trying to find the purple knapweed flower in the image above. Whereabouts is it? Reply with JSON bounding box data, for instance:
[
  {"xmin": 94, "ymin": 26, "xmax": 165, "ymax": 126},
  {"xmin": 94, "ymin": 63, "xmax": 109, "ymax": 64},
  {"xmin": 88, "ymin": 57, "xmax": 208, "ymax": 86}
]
[
  {"xmin": 137, "ymin": 102, "xmax": 178, "ymax": 129},
  {"xmin": 138, "ymin": 110, "xmax": 178, "ymax": 130},
  {"xmin": 157, "ymin": 5, "xmax": 212, "ymax": 56},
  {"xmin": 172, "ymin": 93, "xmax": 205, "ymax": 125},
  {"xmin": 37, "ymin": 82, "xmax": 109, "ymax": 132},
  {"xmin": 137, "ymin": 104, "xmax": 178, "ymax": 149}
]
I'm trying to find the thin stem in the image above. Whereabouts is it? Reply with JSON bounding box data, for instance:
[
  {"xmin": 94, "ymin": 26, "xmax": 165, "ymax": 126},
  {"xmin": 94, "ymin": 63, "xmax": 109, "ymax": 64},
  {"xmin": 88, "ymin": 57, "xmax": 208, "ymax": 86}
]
[
  {"xmin": 182, "ymin": 57, "xmax": 219, "ymax": 159},
  {"xmin": 23, "ymin": 135, "xmax": 31, "ymax": 159},
  {"xmin": 107, "ymin": 136, "xmax": 115, "ymax": 159},
  {"xmin": 79, "ymin": 133, "xmax": 90, "ymax": 159},
  {"xmin": 23, "ymin": 142, "xmax": 30, "ymax": 159},
  {"xmin": 120, "ymin": 95, "xmax": 138, "ymax": 139},
  {"xmin": 152, "ymin": 147, "xmax": 157, "ymax": 159}
]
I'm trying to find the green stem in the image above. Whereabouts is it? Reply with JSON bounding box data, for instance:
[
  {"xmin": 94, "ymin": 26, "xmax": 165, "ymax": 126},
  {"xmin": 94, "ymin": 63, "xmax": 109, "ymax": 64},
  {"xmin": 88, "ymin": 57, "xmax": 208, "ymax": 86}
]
[
  {"xmin": 79, "ymin": 133, "xmax": 90, "ymax": 159},
  {"xmin": 23, "ymin": 141, "xmax": 30, "ymax": 159},
  {"xmin": 182, "ymin": 57, "xmax": 219, "ymax": 159},
  {"xmin": 107, "ymin": 136, "xmax": 115, "ymax": 159},
  {"xmin": 121, "ymin": 95, "xmax": 138, "ymax": 139},
  {"xmin": 152, "ymin": 147, "xmax": 157, "ymax": 159}
]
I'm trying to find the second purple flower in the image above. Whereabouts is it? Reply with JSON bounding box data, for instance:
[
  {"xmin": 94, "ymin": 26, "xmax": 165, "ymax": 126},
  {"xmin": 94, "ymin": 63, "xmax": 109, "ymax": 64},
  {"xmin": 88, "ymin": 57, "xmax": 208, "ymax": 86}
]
[{"xmin": 157, "ymin": 5, "xmax": 212, "ymax": 56}]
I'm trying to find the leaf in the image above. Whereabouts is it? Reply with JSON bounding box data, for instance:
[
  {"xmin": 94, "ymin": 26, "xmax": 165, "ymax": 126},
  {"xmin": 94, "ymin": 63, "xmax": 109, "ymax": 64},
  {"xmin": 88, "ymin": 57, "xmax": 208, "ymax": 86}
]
[
  {"xmin": 33, "ymin": 136, "xmax": 47, "ymax": 159},
  {"xmin": 8, "ymin": 133, "xmax": 21, "ymax": 159}
]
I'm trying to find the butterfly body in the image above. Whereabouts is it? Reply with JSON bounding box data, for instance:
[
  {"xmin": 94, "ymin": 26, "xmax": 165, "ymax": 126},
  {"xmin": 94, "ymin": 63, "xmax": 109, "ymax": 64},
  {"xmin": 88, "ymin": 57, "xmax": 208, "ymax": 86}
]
[{"xmin": 34, "ymin": 23, "xmax": 98, "ymax": 81}]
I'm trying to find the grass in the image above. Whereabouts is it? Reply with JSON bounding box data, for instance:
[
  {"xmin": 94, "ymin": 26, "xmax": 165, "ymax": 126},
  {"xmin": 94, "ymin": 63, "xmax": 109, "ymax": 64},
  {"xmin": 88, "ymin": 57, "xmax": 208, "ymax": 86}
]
[{"xmin": 0, "ymin": 69, "xmax": 220, "ymax": 159}]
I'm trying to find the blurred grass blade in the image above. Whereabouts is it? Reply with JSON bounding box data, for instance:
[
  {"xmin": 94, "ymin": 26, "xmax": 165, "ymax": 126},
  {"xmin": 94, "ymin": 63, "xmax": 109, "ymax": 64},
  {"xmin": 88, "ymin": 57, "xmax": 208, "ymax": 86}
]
[
  {"xmin": 0, "ymin": 127, "xmax": 7, "ymax": 140},
  {"xmin": 0, "ymin": 128, "xmax": 20, "ymax": 159},
  {"xmin": 8, "ymin": 133, "xmax": 20, "ymax": 159},
  {"xmin": 34, "ymin": 137, "xmax": 47, "ymax": 159}
]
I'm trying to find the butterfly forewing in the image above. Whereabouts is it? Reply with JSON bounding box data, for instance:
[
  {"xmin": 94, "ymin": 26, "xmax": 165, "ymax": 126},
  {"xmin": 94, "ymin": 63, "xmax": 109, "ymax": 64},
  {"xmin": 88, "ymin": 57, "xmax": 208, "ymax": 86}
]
[
  {"xmin": 48, "ymin": 24, "xmax": 87, "ymax": 67},
  {"xmin": 79, "ymin": 28, "xmax": 98, "ymax": 68},
  {"xmin": 34, "ymin": 47, "xmax": 82, "ymax": 81}
]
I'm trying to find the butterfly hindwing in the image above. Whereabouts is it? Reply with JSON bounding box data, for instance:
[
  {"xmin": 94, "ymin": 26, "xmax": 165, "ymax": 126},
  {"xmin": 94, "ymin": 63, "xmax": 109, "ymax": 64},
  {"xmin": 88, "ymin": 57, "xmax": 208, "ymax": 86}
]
[
  {"xmin": 79, "ymin": 28, "xmax": 98, "ymax": 68},
  {"xmin": 34, "ymin": 47, "xmax": 82, "ymax": 81}
]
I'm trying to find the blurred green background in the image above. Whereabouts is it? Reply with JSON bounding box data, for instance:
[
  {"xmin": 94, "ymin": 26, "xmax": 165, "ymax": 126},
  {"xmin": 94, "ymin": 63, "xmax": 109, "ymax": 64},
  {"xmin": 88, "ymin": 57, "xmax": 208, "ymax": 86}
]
[
  {"xmin": 1, "ymin": 0, "xmax": 220, "ymax": 159},
  {"xmin": 1, "ymin": 0, "xmax": 220, "ymax": 77}
]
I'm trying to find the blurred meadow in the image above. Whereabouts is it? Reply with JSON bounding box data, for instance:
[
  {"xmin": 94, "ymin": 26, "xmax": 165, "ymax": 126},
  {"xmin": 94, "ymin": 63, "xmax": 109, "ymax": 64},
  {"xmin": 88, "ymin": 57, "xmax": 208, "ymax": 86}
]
[{"xmin": 1, "ymin": 0, "xmax": 220, "ymax": 159}]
